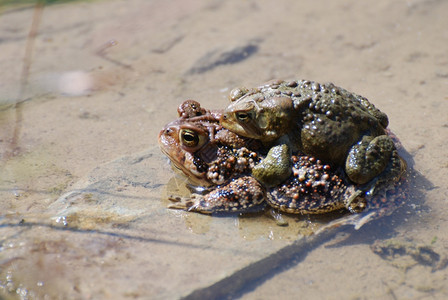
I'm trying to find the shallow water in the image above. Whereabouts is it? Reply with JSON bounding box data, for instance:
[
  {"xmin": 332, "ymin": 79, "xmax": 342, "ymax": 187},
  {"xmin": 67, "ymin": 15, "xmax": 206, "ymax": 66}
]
[{"xmin": 1, "ymin": 0, "xmax": 448, "ymax": 298}]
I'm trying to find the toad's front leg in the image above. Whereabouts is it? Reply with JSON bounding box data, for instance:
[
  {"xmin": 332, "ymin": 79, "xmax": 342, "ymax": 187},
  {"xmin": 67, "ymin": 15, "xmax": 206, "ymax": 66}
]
[{"xmin": 168, "ymin": 176, "xmax": 267, "ymax": 214}]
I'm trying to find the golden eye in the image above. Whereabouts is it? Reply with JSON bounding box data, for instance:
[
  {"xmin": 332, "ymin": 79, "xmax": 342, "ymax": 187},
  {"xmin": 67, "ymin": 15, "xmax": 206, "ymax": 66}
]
[
  {"xmin": 180, "ymin": 129, "xmax": 199, "ymax": 147},
  {"xmin": 236, "ymin": 112, "xmax": 251, "ymax": 123}
]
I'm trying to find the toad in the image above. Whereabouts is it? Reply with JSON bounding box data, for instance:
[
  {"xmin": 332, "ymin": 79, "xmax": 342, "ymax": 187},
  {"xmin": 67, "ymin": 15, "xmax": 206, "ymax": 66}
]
[
  {"xmin": 221, "ymin": 79, "xmax": 406, "ymax": 193},
  {"xmin": 159, "ymin": 100, "xmax": 404, "ymax": 216}
]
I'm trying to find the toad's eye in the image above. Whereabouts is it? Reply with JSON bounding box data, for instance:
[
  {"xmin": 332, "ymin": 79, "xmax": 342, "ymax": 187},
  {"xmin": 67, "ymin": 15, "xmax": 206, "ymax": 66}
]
[
  {"xmin": 236, "ymin": 112, "xmax": 252, "ymax": 123},
  {"xmin": 180, "ymin": 129, "xmax": 199, "ymax": 147}
]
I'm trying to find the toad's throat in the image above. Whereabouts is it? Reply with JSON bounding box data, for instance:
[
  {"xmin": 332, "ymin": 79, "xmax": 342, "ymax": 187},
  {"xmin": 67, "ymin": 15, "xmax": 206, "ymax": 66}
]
[{"xmin": 160, "ymin": 146, "xmax": 211, "ymax": 187}]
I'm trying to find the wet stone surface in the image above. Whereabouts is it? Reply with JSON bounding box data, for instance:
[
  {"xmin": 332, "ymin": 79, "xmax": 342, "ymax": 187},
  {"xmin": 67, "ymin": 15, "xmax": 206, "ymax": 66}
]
[{"xmin": 1, "ymin": 0, "xmax": 448, "ymax": 299}]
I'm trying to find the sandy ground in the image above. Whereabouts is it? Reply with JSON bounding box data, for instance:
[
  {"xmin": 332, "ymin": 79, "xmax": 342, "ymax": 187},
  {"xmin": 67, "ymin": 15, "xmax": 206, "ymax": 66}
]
[{"xmin": 0, "ymin": 0, "xmax": 447, "ymax": 299}]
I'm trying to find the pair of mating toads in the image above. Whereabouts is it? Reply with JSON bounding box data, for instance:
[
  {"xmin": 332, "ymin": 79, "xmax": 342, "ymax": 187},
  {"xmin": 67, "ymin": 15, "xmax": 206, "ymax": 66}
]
[{"xmin": 159, "ymin": 79, "xmax": 408, "ymax": 222}]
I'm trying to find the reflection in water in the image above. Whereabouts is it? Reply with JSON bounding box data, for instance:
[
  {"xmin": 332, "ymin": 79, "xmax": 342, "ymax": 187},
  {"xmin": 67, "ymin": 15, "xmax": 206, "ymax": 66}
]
[{"xmin": 161, "ymin": 173, "xmax": 414, "ymax": 242}]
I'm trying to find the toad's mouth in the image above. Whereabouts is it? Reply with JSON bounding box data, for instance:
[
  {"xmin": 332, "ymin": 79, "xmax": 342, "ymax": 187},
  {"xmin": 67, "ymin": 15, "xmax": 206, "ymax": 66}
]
[{"xmin": 159, "ymin": 145, "xmax": 211, "ymax": 187}]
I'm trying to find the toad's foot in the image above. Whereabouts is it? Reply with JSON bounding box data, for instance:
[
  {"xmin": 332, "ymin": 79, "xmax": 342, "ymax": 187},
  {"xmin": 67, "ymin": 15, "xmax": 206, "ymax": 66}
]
[
  {"xmin": 168, "ymin": 176, "xmax": 267, "ymax": 214},
  {"xmin": 344, "ymin": 189, "xmax": 368, "ymax": 213}
]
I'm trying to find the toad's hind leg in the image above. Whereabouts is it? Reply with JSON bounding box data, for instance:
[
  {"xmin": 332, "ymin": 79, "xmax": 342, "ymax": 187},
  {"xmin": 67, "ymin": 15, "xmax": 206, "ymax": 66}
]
[
  {"xmin": 168, "ymin": 176, "xmax": 267, "ymax": 213},
  {"xmin": 345, "ymin": 135, "xmax": 396, "ymax": 185},
  {"xmin": 365, "ymin": 150, "xmax": 407, "ymax": 197}
]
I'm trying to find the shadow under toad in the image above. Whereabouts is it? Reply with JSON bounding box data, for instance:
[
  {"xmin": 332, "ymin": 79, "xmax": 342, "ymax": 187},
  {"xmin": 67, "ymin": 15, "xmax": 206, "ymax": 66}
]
[{"xmin": 180, "ymin": 165, "xmax": 433, "ymax": 300}]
